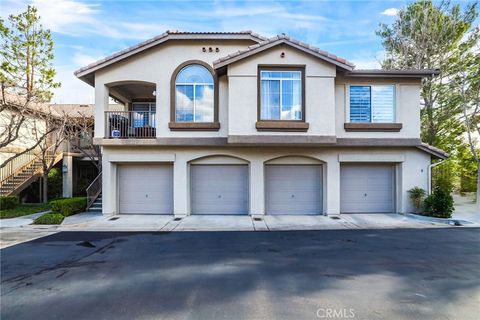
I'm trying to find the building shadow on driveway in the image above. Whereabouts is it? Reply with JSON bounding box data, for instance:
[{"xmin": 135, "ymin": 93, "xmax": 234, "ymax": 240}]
[{"xmin": 1, "ymin": 228, "xmax": 479, "ymax": 320}]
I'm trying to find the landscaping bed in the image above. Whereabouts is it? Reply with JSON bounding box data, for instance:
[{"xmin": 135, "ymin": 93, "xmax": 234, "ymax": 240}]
[
  {"xmin": 33, "ymin": 197, "xmax": 87, "ymax": 225},
  {"xmin": 0, "ymin": 203, "xmax": 51, "ymax": 219}
]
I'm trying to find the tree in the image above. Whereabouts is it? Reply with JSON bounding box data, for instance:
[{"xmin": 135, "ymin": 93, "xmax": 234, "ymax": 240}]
[
  {"xmin": 1, "ymin": 5, "xmax": 62, "ymax": 200},
  {"xmin": 376, "ymin": 0, "xmax": 478, "ymax": 152},
  {"xmin": 0, "ymin": 5, "xmax": 60, "ymax": 161},
  {"xmin": 449, "ymin": 27, "xmax": 480, "ymax": 207},
  {"xmin": 33, "ymin": 109, "xmax": 67, "ymax": 203},
  {"xmin": 1, "ymin": 5, "xmax": 60, "ymax": 102},
  {"xmin": 63, "ymin": 112, "xmax": 101, "ymax": 172}
]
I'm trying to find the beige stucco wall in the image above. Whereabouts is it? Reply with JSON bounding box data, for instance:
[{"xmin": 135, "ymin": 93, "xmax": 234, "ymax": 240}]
[
  {"xmin": 93, "ymin": 41, "xmax": 423, "ymax": 141},
  {"xmin": 100, "ymin": 146, "xmax": 430, "ymax": 216},
  {"xmin": 227, "ymin": 45, "xmax": 336, "ymax": 136},
  {"xmin": 0, "ymin": 110, "xmax": 47, "ymax": 170},
  {"xmin": 94, "ymin": 39, "xmax": 256, "ymax": 138},
  {"xmin": 335, "ymin": 76, "xmax": 422, "ymax": 139}
]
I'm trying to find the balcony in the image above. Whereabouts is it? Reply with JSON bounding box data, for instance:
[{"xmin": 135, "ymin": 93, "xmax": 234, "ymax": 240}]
[{"xmin": 105, "ymin": 111, "xmax": 156, "ymax": 139}]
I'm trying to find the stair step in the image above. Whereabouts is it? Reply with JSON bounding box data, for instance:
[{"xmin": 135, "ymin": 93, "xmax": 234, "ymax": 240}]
[{"xmin": 89, "ymin": 207, "xmax": 102, "ymax": 212}]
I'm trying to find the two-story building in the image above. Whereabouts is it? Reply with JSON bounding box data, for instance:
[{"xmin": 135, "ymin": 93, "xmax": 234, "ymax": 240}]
[{"xmin": 75, "ymin": 31, "xmax": 447, "ymax": 217}]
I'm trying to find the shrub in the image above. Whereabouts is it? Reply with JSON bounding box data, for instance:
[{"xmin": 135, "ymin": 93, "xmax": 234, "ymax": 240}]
[
  {"xmin": 408, "ymin": 187, "xmax": 426, "ymax": 213},
  {"xmin": 48, "ymin": 167, "xmax": 63, "ymax": 200},
  {"xmin": 423, "ymin": 186, "xmax": 454, "ymax": 218},
  {"xmin": 0, "ymin": 196, "xmax": 19, "ymax": 210},
  {"xmin": 33, "ymin": 213, "xmax": 64, "ymax": 225},
  {"xmin": 50, "ymin": 197, "xmax": 87, "ymax": 217}
]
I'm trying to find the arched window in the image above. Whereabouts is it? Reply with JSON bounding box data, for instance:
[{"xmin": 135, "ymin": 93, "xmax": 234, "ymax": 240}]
[{"xmin": 175, "ymin": 64, "xmax": 214, "ymax": 122}]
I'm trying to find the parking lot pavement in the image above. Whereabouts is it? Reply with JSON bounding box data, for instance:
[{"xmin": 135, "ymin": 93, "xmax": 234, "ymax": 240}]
[{"xmin": 1, "ymin": 228, "xmax": 479, "ymax": 320}]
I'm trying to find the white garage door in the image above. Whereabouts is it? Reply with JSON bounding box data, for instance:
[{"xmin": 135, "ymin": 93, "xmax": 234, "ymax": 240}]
[
  {"xmin": 340, "ymin": 164, "xmax": 395, "ymax": 213},
  {"xmin": 118, "ymin": 164, "xmax": 173, "ymax": 214},
  {"xmin": 191, "ymin": 164, "xmax": 249, "ymax": 215},
  {"xmin": 265, "ymin": 165, "xmax": 323, "ymax": 214}
]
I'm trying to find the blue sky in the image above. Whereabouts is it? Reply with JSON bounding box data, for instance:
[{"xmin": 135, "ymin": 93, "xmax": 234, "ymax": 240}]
[{"xmin": 1, "ymin": 0, "xmax": 476, "ymax": 103}]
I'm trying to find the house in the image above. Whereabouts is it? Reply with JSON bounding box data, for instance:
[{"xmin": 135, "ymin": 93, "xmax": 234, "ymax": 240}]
[
  {"xmin": 74, "ymin": 30, "xmax": 447, "ymax": 216},
  {"xmin": 0, "ymin": 101, "xmax": 98, "ymax": 201}
]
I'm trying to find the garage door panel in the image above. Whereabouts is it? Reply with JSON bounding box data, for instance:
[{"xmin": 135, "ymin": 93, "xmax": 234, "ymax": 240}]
[
  {"xmin": 119, "ymin": 164, "xmax": 173, "ymax": 214},
  {"xmin": 340, "ymin": 164, "xmax": 394, "ymax": 213},
  {"xmin": 191, "ymin": 165, "xmax": 248, "ymax": 215},
  {"xmin": 266, "ymin": 165, "xmax": 323, "ymax": 215}
]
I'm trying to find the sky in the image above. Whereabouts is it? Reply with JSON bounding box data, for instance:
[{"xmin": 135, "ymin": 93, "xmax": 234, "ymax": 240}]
[{"xmin": 0, "ymin": 0, "xmax": 477, "ymax": 104}]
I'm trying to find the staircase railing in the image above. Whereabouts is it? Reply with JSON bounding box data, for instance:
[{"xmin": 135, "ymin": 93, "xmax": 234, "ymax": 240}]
[
  {"xmin": 0, "ymin": 149, "xmax": 38, "ymax": 184},
  {"xmin": 0, "ymin": 144, "xmax": 63, "ymax": 196},
  {"xmin": 86, "ymin": 172, "xmax": 102, "ymax": 210}
]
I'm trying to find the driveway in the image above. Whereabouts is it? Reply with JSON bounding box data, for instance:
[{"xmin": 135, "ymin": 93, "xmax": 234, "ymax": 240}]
[{"xmin": 1, "ymin": 228, "xmax": 479, "ymax": 320}]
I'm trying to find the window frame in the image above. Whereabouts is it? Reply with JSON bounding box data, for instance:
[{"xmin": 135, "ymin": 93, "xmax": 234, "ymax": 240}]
[
  {"xmin": 131, "ymin": 101, "xmax": 156, "ymax": 128},
  {"xmin": 257, "ymin": 65, "xmax": 306, "ymax": 123},
  {"xmin": 169, "ymin": 60, "xmax": 219, "ymax": 131},
  {"xmin": 348, "ymin": 84, "xmax": 397, "ymax": 124}
]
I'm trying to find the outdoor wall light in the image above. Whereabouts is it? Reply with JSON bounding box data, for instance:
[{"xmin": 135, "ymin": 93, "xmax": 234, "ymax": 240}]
[
  {"xmin": 215, "ymin": 47, "xmax": 219, "ymax": 52},
  {"xmin": 280, "ymin": 52, "xmax": 285, "ymax": 58},
  {"xmin": 202, "ymin": 47, "xmax": 206, "ymax": 52}
]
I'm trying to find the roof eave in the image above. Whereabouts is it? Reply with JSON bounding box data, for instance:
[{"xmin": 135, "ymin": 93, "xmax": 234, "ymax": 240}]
[
  {"xmin": 344, "ymin": 70, "xmax": 440, "ymax": 78},
  {"xmin": 74, "ymin": 32, "xmax": 264, "ymax": 83},
  {"xmin": 213, "ymin": 38, "xmax": 355, "ymax": 71},
  {"xmin": 417, "ymin": 144, "xmax": 449, "ymax": 160}
]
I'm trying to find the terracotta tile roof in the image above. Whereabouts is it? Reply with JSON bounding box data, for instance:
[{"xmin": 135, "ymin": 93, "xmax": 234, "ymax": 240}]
[
  {"xmin": 417, "ymin": 143, "xmax": 449, "ymax": 160},
  {"xmin": 74, "ymin": 30, "xmax": 266, "ymax": 78},
  {"xmin": 345, "ymin": 69, "xmax": 440, "ymax": 77},
  {"xmin": 213, "ymin": 34, "xmax": 355, "ymax": 70}
]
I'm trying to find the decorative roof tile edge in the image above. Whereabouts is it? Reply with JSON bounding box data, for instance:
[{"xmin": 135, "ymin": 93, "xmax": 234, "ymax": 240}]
[
  {"xmin": 212, "ymin": 35, "xmax": 355, "ymax": 70},
  {"xmin": 417, "ymin": 143, "xmax": 449, "ymax": 160},
  {"xmin": 74, "ymin": 31, "xmax": 266, "ymax": 78}
]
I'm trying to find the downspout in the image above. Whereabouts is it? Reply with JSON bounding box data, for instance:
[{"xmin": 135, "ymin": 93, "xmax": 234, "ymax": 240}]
[{"xmin": 427, "ymin": 159, "xmax": 446, "ymax": 195}]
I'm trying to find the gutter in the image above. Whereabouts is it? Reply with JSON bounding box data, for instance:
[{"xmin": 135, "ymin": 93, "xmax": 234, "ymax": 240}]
[{"xmin": 427, "ymin": 159, "xmax": 446, "ymax": 195}]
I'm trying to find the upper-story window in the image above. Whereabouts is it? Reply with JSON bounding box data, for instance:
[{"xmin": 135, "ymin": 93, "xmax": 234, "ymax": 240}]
[
  {"xmin": 349, "ymin": 85, "xmax": 395, "ymax": 123},
  {"xmin": 175, "ymin": 64, "xmax": 214, "ymax": 122},
  {"xmin": 259, "ymin": 68, "xmax": 304, "ymax": 121}
]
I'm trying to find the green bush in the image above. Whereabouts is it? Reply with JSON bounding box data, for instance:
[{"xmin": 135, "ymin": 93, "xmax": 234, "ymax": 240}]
[
  {"xmin": 0, "ymin": 196, "xmax": 19, "ymax": 210},
  {"xmin": 423, "ymin": 186, "xmax": 455, "ymax": 218},
  {"xmin": 408, "ymin": 187, "xmax": 426, "ymax": 213},
  {"xmin": 50, "ymin": 197, "xmax": 87, "ymax": 217},
  {"xmin": 33, "ymin": 213, "xmax": 64, "ymax": 225},
  {"xmin": 48, "ymin": 167, "xmax": 63, "ymax": 200}
]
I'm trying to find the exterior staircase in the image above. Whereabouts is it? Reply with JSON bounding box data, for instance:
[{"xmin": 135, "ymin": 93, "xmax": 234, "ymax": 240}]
[
  {"xmin": 88, "ymin": 193, "xmax": 102, "ymax": 212},
  {"xmin": 86, "ymin": 172, "xmax": 102, "ymax": 212},
  {"xmin": 0, "ymin": 148, "xmax": 63, "ymax": 196}
]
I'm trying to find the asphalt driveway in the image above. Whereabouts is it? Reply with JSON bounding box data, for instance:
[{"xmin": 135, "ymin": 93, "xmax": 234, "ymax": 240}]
[{"xmin": 1, "ymin": 228, "xmax": 479, "ymax": 320}]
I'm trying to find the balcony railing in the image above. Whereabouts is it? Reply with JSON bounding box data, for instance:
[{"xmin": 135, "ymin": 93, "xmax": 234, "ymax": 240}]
[{"xmin": 105, "ymin": 111, "xmax": 156, "ymax": 138}]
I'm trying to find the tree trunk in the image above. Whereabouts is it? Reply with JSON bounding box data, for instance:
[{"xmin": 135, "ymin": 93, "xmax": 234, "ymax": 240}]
[{"xmin": 42, "ymin": 173, "xmax": 48, "ymax": 203}]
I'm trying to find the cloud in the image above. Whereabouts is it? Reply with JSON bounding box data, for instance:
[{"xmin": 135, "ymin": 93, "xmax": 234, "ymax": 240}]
[
  {"xmin": 51, "ymin": 64, "xmax": 94, "ymax": 104},
  {"xmin": 381, "ymin": 8, "xmax": 399, "ymax": 16},
  {"xmin": 72, "ymin": 52, "xmax": 101, "ymax": 67},
  {"xmin": 350, "ymin": 50, "xmax": 386, "ymax": 69}
]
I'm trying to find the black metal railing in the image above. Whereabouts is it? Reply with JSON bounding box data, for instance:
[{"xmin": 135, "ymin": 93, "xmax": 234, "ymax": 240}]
[{"xmin": 105, "ymin": 111, "xmax": 156, "ymax": 138}]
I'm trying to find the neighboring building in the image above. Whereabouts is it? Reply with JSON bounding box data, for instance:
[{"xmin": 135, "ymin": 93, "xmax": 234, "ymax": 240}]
[
  {"xmin": 0, "ymin": 102, "xmax": 98, "ymax": 200},
  {"xmin": 74, "ymin": 30, "xmax": 447, "ymax": 216}
]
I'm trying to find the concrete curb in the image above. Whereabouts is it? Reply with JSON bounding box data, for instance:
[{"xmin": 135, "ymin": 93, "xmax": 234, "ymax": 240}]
[{"xmin": 405, "ymin": 213, "xmax": 473, "ymax": 226}]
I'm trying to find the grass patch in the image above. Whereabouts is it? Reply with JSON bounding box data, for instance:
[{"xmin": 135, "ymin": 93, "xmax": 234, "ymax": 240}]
[
  {"xmin": 33, "ymin": 213, "xmax": 64, "ymax": 225},
  {"xmin": 0, "ymin": 203, "xmax": 50, "ymax": 219}
]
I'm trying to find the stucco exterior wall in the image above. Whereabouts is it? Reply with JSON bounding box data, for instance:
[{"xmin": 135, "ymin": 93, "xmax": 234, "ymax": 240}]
[
  {"xmin": 0, "ymin": 110, "xmax": 47, "ymax": 170},
  {"xmin": 94, "ymin": 39, "xmax": 256, "ymax": 138},
  {"xmin": 227, "ymin": 45, "xmax": 336, "ymax": 136},
  {"xmin": 100, "ymin": 146, "xmax": 430, "ymax": 216},
  {"xmin": 335, "ymin": 76, "xmax": 422, "ymax": 139}
]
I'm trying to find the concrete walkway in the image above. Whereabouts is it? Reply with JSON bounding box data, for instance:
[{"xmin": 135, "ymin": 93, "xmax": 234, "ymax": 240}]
[{"xmin": 2, "ymin": 208, "xmax": 475, "ymax": 249}]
